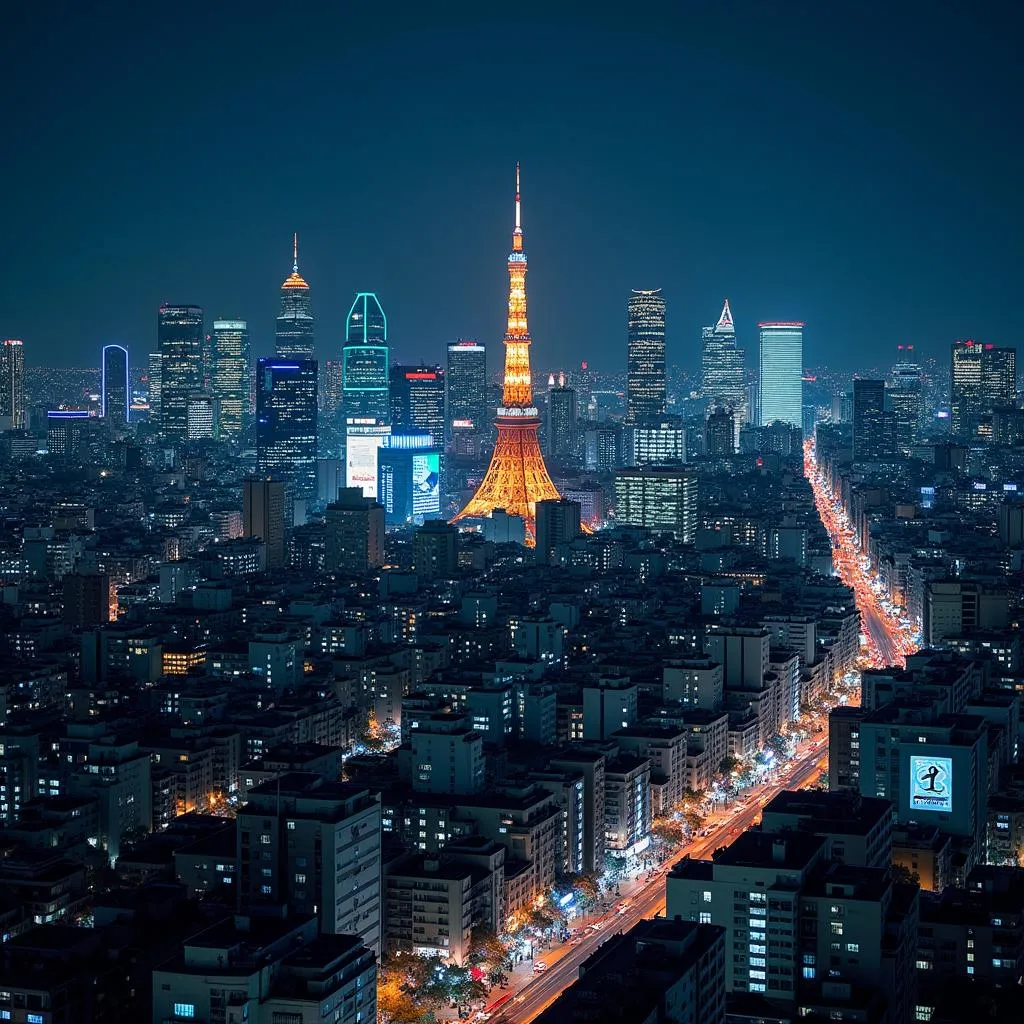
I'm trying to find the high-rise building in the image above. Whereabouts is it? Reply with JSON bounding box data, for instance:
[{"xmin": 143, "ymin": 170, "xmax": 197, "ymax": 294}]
[
  {"xmin": 413, "ymin": 519, "xmax": 459, "ymax": 578},
  {"xmin": 890, "ymin": 349, "xmax": 923, "ymax": 456},
  {"xmin": 100, "ymin": 344, "xmax": 129, "ymax": 426},
  {"xmin": 626, "ymin": 289, "xmax": 667, "ymax": 422},
  {"xmin": 701, "ymin": 300, "xmax": 747, "ymax": 437},
  {"xmin": 613, "ymin": 465, "xmax": 698, "ymax": 541},
  {"xmin": 275, "ymin": 233, "xmax": 315, "ymax": 358},
  {"xmin": 243, "ymin": 477, "xmax": 287, "ymax": 571},
  {"xmin": 446, "ymin": 339, "xmax": 487, "ymax": 446},
  {"xmin": 209, "ymin": 319, "xmax": 249, "ymax": 438},
  {"xmin": 322, "ymin": 359, "xmax": 344, "ymax": 415},
  {"xmin": 853, "ymin": 378, "xmax": 887, "ymax": 462},
  {"xmin": 389, "ymin": 364, "xmax": 445, "ymax": 441},
  {"xmin": 377, "ymin": 432, "xmax": 441, "ymax": 524},
  {"xmin": 705, "ymin": 407, "xmax": 735, "ymax": 455},
  {"xmin": 256, "ymin": 358, "xmax": 318, "ymax": 498},
  {"xmin": 546, "ymin": 373, "xmax": 578, "ymax": 461},
  {"xmin": 950, "ymin": 340, "xmax": 1017, "ymax": 438},
  {"xmin": 186, "ymin": 395, "xmax": 218, "ymax": 440},
  {"xmin": 626, "ymin": 417, "xmax": 687, "ymax": 465},
  {"xmin": 147, "ymin": 351, "xmax": 162, "ymax": 421},
  {"xmin": 343, "ymin": 293, "xmax": 389, "ymax": 424},
  {"xmin": 0, "ymin": 339, "xmax": 26, "ymax": 430},
  {"xmin": 47, "ymin": 410, "xmax": 91, "ymax": 462},
  {"xmin": 450, "ymin": 166, "xmax": 563, "ymax": 545},
  {"xmin": 535, "ymin": 498, "xmax": 581, "ymax": 565},
  {"xmin": 758, "ymin": 322, "xmax": 804, "ymax": 427},
  {"xmin": 63, "ymin": 571, "xmax": 111, "ymax": 629},
  {"xmin": 158, "ymin": 304, "xmax": 204, "ymax": 437},
  {"xmin": 326, "ymin": 488, "xmax": 385, "ymax": 571}
]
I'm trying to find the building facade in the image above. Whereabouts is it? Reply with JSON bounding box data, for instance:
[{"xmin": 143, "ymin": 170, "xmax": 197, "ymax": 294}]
[
  {"xmin": 255, "ymin": 357, "xmax": 318, "ymax": 498},
  {"xmin": 101, "ymin": 344, "xmax": 129, "ymax": 426},
  {"xmin": 158, "ymin": 304, "xmax": 204, "ymax": 437},
  {"xmin": 758, "ymin": 322, "xmax": 804, "ymax": 427},
  {"xmin": 210, "ymin": 319, "xmax": 249, "ymax": 438},
  {"xmin": 626, "ymin": 288, "xmax": 667, "ymax": 422}
]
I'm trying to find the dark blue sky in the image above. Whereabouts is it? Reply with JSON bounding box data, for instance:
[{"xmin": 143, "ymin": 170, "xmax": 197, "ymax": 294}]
[{"xmin": 3, "ymin": 1, "xmax": 1021, "ymax": 373}]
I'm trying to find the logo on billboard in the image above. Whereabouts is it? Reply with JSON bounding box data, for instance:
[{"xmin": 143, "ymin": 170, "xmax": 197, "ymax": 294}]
[{"xmin": 909, "ymin": 755, "xmax": 953, "ymax": 813}]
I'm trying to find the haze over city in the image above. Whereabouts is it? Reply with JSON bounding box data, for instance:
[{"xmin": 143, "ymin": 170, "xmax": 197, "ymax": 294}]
[{"xmin": 3, "ymin": 1, "xmax": 1022, "ymax": 369}]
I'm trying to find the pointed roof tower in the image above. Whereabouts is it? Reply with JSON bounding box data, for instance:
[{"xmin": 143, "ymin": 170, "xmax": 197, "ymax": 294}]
[
  {"xmin": 715, "ymin": 299, "xmax": 734, "ymax": 335},
  {"xmin": 282, "ymin": 232, "xmax": 309, "ymax": 290}
]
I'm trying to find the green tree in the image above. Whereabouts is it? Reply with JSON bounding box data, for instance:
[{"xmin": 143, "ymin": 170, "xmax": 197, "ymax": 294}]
[
  {"xmin": 468, "ymin": 926, "xmax": 510, "ymax": 968},
  {"xmin": 718, "ymin": 755, "xmax": 739, "ymax": 775}
]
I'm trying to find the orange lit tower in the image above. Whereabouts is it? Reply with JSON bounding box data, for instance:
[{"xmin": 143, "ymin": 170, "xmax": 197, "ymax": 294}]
[{"xmin": 450, "ymin": 165, "xmax": 562, "ymax": 545}]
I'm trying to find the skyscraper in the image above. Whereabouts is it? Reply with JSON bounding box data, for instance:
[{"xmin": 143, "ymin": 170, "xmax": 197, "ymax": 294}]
[
  {"xmin": 701, "ymin": 300, "xmax": 747, "ymax": 437},
  {"xmin": 758, "ymin": 322, "xmax": 804, "ymax": 427},
  {"xmin": 343, "ymin": 293, "xmax": 389, "ymax": 425},
  {"xmin": 275, "ymin": 233, "xmax": 315, "ymax": 359},
  {"xmin": 890, "ymin": 347, "xmax": 923, "ymax": 455},
  {"xmin": 158, "ymin": 304, "xmax": 204, "ymax": 437},
  {"xmin": 256, "ymin": 358, "xmax": 318, "ymax": 498},
  {"xmin": 100, "ymin": 345, "xmax": 129, "ymax": 426},
  {"xmin": 950, "ymin": 340, "xmax": 1017, "ymax": 438},
  {"xmin": 450, "ymin": 165, "xmax": 563, "ymax": 545},
  {"xmin": 613, "ymin": 466, "xmax": 698, "ymax": 542},
  {"xmin": 446, "ymin": 339, "xmax": 487, "ymax": 450},
  {"xmin": 389, "ymin": 364, "xmax": 445, "ymax": 442},
  {"xmin": 147, "ymin": 351, "xmax": 162, "ymax": 421},
  {"xmin": 852, "ymin": 378, "xmax": 890, "ymax": 462},
  {"xmin": 243, "ymin": 477, "xmax": 287, "ymax": 571},
  {"xmin": 1, "ymin": 339, "xmax": 26, "ymax": 430},
  {"xmin": 626, "ymin": 289, "xmax": 667, "ymax": 422},
  {"xmin": 210, "ymin": 319, "xmax": 249, "ymax": 438},
  {"xmin": 546, "ymin": 373, "xmax": 578, "ymax": 461}
]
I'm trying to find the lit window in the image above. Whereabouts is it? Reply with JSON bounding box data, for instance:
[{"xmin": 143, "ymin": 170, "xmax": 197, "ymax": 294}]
[
  {"xmin": 703, "ymin": 891, "xmax": 712, "ymax": 902},
  {"xmin": 803, "ymin": 967, "xmax": 816, "ymax": 979},
  {"xmin": 699, "ymin": 912, "xmax": 712, "ymax": 924},
  {"xmin": 915, "ymin": 960, "xmax": 932, "ymax": 970},
  {"xmin": 260, "ymin": 834, "xmax": 271, "ymax": 845},
  {"xmin": 27, "ymin": 1017, "xmax": 43, "ymax": 1024},
  {"xmin": 750, "ymin": 982, "xmax": 766, "ymax": 993},
  {"xmin": 173, "ymin": 1007, "xmax": 196, "ymax": 1020},
  {"xmin": 846, "ymin": 943, "xmax": 859, "ymax": 953}
]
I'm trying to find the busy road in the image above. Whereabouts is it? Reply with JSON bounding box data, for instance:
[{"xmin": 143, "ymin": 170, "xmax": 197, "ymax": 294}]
[
  {"xmin": 803, "ymin": 439, "xmax": 918, "ymax": 668},
  {"xmin": 496, "ymin": 737, "xmax": 830, "ymax": 1024}
]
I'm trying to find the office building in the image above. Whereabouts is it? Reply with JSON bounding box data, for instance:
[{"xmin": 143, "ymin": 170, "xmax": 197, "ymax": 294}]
[
  {"xmin": 186, "ymin": 394, "xmax": 218, "ymax": 440},
  {"xmin": 343, "ymin": 292, "xmax": 389, "ymax": 424},
  {"xmin": 255, "ymin": 357, "xmax": 318, "ymax": 498},
  {"xmin": 534, "ymin": 498, "xmax": 581, "ymax": 565},
  {"xmin": 238, "ymin": 772, "xmax": 382, "ymax": 952},
  {"xmin": 377, "ymin": 432, "xmax": 441, "ymax": 524},
  {"xmin": 46, "ymin": 410, "xmax": 91, "ymax": 461},
  {"xmin": 147, "ymin": 351, "xmax": 162, "ymax": 420},
  {"xmin": 325, "ymin": 488, "xmax": 385, "ymax": 572},
  {"xmin": 0, "ymin": 338, "xmax": 25, "ymax": 430},
  {"xmin": 100, "ymin": 344, "xmax": 129, "ymax": 426},
  {"xmin": 705, "ymin": 407, "xmax": 735, "ymax": 455},
  {"xmin": 701, "ymin": 299, "xmax": 747, "ymax": 437},
  {"xmin": 446, "ymin": 339, "xmax": 487, "ymax": 449},
  {"xmin": 950, "ymin": 340, "xmax": 1017, "ymax": 437},
  {"xmin": 322, "ymin": 359, "xmax": 344, "ymax": 414},
  {"xmin": 546, "ymin": 373, "xmax": 578, "ymax": 460},
  {"xmin": 346, "ymin": 421, "xmax": 391, "ymax": 499},
  {"xmin": 626, "ymin": 416, "xmax": 688, "ymax": 465},
  {"xmin": 243, "ymin": 477, "xmax": 287, "ymax": 571},
  {"xmin": 613, "ymin": 465, "xmax": 698, "ymax": 541},
  {"xmin": 158, "ymin": 303, "xmax": 204, "ymax": 437},
  {"xmin": 210, "ymin": 318, "xmax": 249, "ymax": 437},
  {"xmin": 275, "ymin": 233, "xmax": 315, "ymax": 358},
  {"xmin": 890, "ymin": 353, "xmax": 924, "ymax": 456},
  {"xmin": 533, "ymin": 918, "xmax": 725, "ymax": 1024},
  {"xmin": 389, "ymin": 364, "xmax": 445, "ymax": 441},
  {"xmin": 758, "ymin": 322, "xmax": 804, "ymax": 427},
  {"xmin": 853, "ymin": 377, "xmax": 889, "ymax": 462},
  {"xmin": 626, "ymin": 288, "xmax": 666, "ymax": 422}
]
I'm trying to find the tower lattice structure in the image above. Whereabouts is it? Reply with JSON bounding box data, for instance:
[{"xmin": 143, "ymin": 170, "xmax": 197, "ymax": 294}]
[{"xmin": 450, "ymin": 165, "xmax": 563, "ymax": 545}]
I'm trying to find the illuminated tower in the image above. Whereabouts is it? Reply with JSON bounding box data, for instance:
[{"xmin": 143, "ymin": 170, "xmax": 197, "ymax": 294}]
[
  {"xmin": 1, "ymin": 339, "xmax": 27, "ymax": 429},
  {"xmin": 101, "ymin": 344, "xmax": 130, "ymax": 426},
  {"xmin": 342, "ymin": 293, "xmax": 389, "ymax": 425},
  {"xmin": 626, "ymin": 289, "xmax": 666, "ymax": 422},
  {"xmin": 450, "ymin": 165, "xmax": 562, "ymax": 545},
  {"xmin": 276, "ymin": 233, "xmax": 315, "ymax": 358}
]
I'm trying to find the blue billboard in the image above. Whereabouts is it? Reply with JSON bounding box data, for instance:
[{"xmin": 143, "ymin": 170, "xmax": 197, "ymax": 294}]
[
  {"xmin": 909, "ymin": 755, "xmax": 953, "ymax": 814},
  {"xmin": 412, "ymin": 452, "xmax": 441, "ymax": 516}
]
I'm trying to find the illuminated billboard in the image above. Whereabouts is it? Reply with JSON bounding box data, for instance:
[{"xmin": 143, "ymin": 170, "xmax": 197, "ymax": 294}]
[
  {"xmin": 411, "ymin": 451, "xmax": 441, "ymax": 516},
  {"xmin": 346, "ymin": 433, "xmax": 385, "ymax": 499},
  {"xmin": 909, "ymin": 755, "xmax": 953, "ymax": 814}
]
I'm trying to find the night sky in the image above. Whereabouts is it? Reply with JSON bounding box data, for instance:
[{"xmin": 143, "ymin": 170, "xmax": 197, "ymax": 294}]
[{"xmin": 3, "ymin": 1, "xmax": 1022, "ymax": 373}]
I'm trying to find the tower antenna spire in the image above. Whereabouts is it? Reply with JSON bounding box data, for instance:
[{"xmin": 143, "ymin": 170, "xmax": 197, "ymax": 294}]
[
  {"xmin": 513, "ymin": 163, "xmax": 522, "ymax": 250},
  {"xmin": 292, "ymin": 232, "xmax": 299, "ymax": 274}
]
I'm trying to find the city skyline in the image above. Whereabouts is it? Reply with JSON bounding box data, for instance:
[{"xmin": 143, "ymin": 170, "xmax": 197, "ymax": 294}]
[{"xmin": 3, "ymin": 4, "xmax": 1022, "ymax": 372}]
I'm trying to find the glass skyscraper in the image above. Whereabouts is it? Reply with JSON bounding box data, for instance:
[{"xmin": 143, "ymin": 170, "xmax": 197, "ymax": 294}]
[
  {"xmin": 101, "ymin": 344, "xmax": 130, "ymax": 426},
  {"xmin": 158, "ymin": 304, "xmax": 204, "ymax": 437},
  {"xmin": 852, "ymin": 378, "xmax": 889, "ymax": 462},
  {"xmin": 1, "ymin": 338, "xmax": 26, "ymax": 430},
  {"xmin": 389, "ymin": 364, "xmax": 445, "ymax": 442},
  {"xmin": 256, "ymin": 358, "xmax": 318, "ymax": 498},
  {"xmin": 147, "ymin": 352, "xmax": 162, "ymax": 421},
  {"xmin": 445, "ymin": 339, "xmax": 487, "ymax": 445},
  {"xmin": 626, "ymin": 289, "xmax": 666, "ymax": 423},
  {"xmin": 211, "ymin": 319, "xmax": 250, "ymax": 438},
  {"xmin": 758, "ymin": 322, "xmax": 804, "ymax": 427},
  {"xmin": 950, "ymin": 340, "xmax": 1017, "ymax": 438},
  {"xmin": 701, "ymin": 300, "xmax": 747, "ymax": 446},
  {"xmin": 275, "ymin": 234, "xmax": 315, "ymax": 359},
  {"xmin": 343, "ymin": 293, "xmax": 389, "ymax": 425}
]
